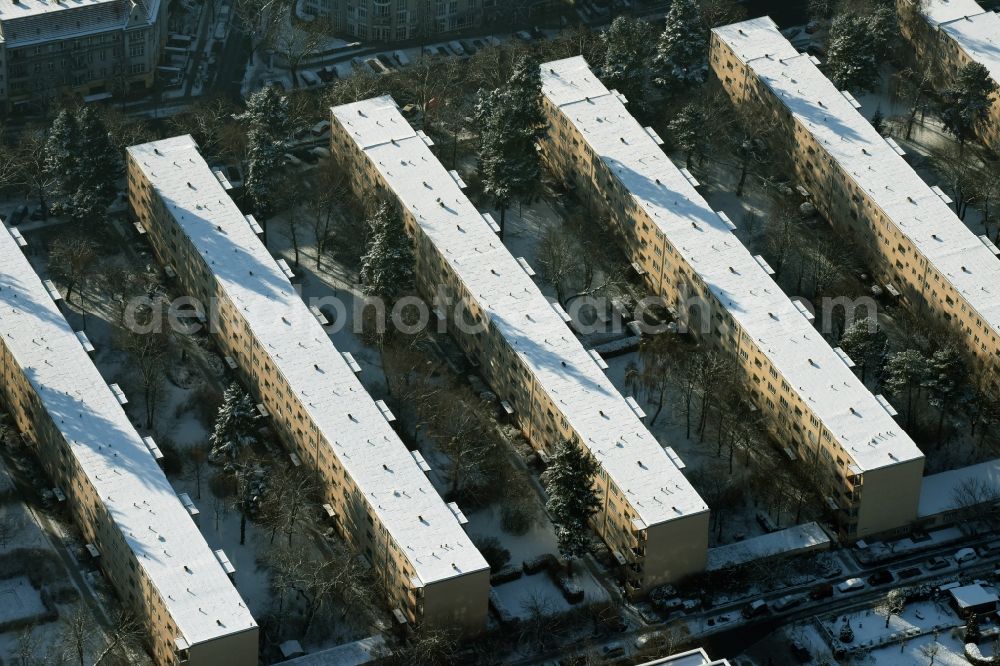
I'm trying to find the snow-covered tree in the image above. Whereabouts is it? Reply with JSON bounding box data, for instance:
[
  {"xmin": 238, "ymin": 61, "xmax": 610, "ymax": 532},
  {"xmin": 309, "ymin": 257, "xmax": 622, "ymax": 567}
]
[
  {"xmin": 668, "ymin": 102, "xmax": 707, "ymax": 169},
  {"xmin": 541, "ymin": 439, "xmax": 600, "ymax": 567},
  {"xmin": 925, "ymin": 344, "xmax": 966, "ymax": 439},
  {"xmin": 824, "ymin": 7, "xmax": 896, "ymax": 93},
  {"xmin": 209, "ymin": 382, "xmax": 261, "ymax": 463},
  {"xmin": 653, "ymin": 0, "xmax": 706, "ymax": 90},
  {"xmin": 238, "ymin": 87, "xmax": 291, "ymax": 225},
  {"xmin": 883, "ymin": 349, "xmax": 930, "ymax": 429},
  {"xmin": 359, "ymin": 201, "xmax": 414, "ymax": 302},
  {"xmin": 44, "ymin": 107, "xmax": 119, "ymax": 222},
  {"xmin": 601, "ymin": 16, "xmax": 656, "ymax": 112},
  {"xmin": 876, "ymin": 588, "xmax": 906, "ymax": 628},
  {"xmin": 938, "ymin": 62, "xmax": 998, "ymax": 151},
  {"xmin": 839, "ymin": 317, "xmax": 888, "ymax": 383},
  {"xmin": 474, "ymin": 55, "xmax": 544, "ymax": 236},
  {"xmin": 839, "ymin": 620, "xmax": 855, "ymax": 643},
  {"xmin": 871, "ymin": 107, "xmax": 885, "ymax": 135}
]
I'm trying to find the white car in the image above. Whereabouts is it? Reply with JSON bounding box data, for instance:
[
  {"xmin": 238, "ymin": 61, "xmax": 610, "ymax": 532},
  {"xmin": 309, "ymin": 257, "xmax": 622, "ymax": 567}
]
[
  {"xmin": 955, "ymin": 547, "xmax": 978, "ymax": 564},
  {"xmin": 837, "ymin": 577, "xmax": 866, "ymax": 593}
]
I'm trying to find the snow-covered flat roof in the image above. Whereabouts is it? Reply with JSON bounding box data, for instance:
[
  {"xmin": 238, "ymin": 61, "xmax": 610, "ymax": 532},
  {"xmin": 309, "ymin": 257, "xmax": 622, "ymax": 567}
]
[
  {"xmin": 714, "ymin": 19, "xmax": 1000, "ymax": 362},
  {"xmin": 706, "ymin": 522, "xmax": 830, "ymax": 571},
  {"xmin": 917, "ymin": 457, "xmax": 1000, "ymax": 517},
  {"xmin": 949, "ymin": 583, "xmax": 998, "ymax": 610},
  {"xmin": 331, "ymin": 97, "xmax": 708, "ymax": 528},
  {"xmin": 0, "ymin": 0, "xmax": 158, "ymax": 47},
  {"xmin": 919, "ymin": 0, "xmax": 991, "ymax": 27},
  {"xmin": 923, "ymin": 0, "xmax": 1000, "ymax": 85},
  {"xmin": 637, "ymin": 648, "xmax": 731, "ymax": 666},
  {"xmin": 541, "ymin": 56, "xmax": 923, "ymax": 474},
  {"xmin": 126, "ymin": 136, "xmax": 487, "ymax": 586},
  {"xmin": 0, "ymin": 222, "xmax": 255, "ymax": 648}
]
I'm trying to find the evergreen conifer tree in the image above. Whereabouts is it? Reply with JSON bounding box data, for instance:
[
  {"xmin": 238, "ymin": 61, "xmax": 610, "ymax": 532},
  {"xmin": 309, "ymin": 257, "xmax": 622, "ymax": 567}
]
[
  {"xmin": 653, "ymin": 0, "xmax": 706, "ymax": 89},
  {"xmin": 541, "ymin": 440, "xmax": 601, "ymax": 567},
  {"xmin": 359, "ymin": 201, "xmax": 414, "ymax": 302},
  {"xmin": 209, "ymin": 383, "xmax": 261, "ymax": 463}
]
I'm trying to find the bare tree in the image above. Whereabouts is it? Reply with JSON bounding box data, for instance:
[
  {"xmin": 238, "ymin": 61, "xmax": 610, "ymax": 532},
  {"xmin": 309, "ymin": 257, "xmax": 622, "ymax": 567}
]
[
  {"xmin": 626, "ymin": 333, "xmax": 683, "ymax": 426},
  {"xmin": 723, "ymin": 103, "xmax": 775, "ymax": 196},
  {"xmin": 119, "ymin": 324, "xmax": 169, "ymax": 430},
  {"xmin": 190, "ymin": 445, "xmax": 208, "ymax": 500},
  {"xmin": 98, "ymin": 263, "xmax": 154, "ymax": 328},
  {"xmin": 537, "ymin": 226, "xmax": 578, "ymax": 306},
  {"xmin": 15, "ymin": 625, "xmax": 42, "ymax": 666},
  {"xmin": 920, "ymin": 639, "xmax": 940, "ymax": 665},
  {"xmin": 763, "ymin": 199, "xmax": 803, "ymax": 277},
  {"xmin": 260, "ymin": 465, "xmax": 319, "ymax": 546},
  {"xmin": 48, "ymin": 233, "xmax": 98, "ymax": 304},
  {"xmin": 305, "ymin": 163, "xmax": 348, "ymax": 271},
  {"xmin": 267, "ymin": 9, "xmax": 330, "ymax": 88},
  {"xmin": 930, "ymin": 143, "xmax": 981, "ymax": 220},
  {"xmin": 60, "ymin": 606, "xmax": 93, "ymax": 666},
  {"xmin": 951, "ymin": 477, "xmax": 1000, "ymax": 532},
  {"xmin": 14, "ymin": 128, "xmax": 57, "ymax": 218},
  {"xmin": 892, "ymin": 65, "xmax": 935, "ymax": 140},
  {"xmin": 92, "ymin": 610, "xmax": 143, "ymax": 666},
  {"xmin": 167, "ymin": 97, "xmax": 238, "ymax": 160},
  {"xmin": 387, "ymin": 629, "xmax": 461, "ymax": 666}
]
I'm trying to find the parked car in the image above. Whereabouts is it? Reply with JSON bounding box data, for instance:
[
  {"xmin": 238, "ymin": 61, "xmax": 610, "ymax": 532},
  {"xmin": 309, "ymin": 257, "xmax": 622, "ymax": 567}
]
[
  {"xmin": 838, "ymin": 578, "xmax": 866, "ymax": 593},
  {"xmin": 298, "ymin": 70, "xmax": 320, "ymax": 86},
  {"xmin": 447, "ymin": 41, "xmax": 466, "ymax": 56},
  {"xmin": 392, "ymin": 50, "xmax": 411, "ymax": 66},
  {"xmin": 867, "ymin": 569, "xmax": 894, "ymax": 586},
  {"xmin": 791, "ymin": 640, "xmax": 811, "ymax": 663},
  {"xmin": 955, "ymin": 547, "xmax": 978, "ymax": 564},
  {"xmin": 742, "ymin": 599, "xmax": 769, "ymax": 619},
  {"xmin": 634, "ymin": 631, "xmax": 665, "ymax": 649},
  {"xmin": 809, "ymin": 583, "xmax": 834, "ymax": 600},
  {"xmin": 515, "ymin": 30, "xmax": 533, "ymax": 41},
  {"xmin": 600, "ymin": 642, "xmax": 625, "ymax": 659},
  {"xmin": 896, "ymin": 566, "xmax": 922, "ymax": 579},
  {"xmin": 927, "ymin": 556, "xmax": 950, "ymax": 570},
  {"xmin": 652, "ymin": 596, "xmax": 684, "ymax": 613},
  {"xmin": 773, "ymin": 594, "xmax": 803, "ymax": 612},
  {"xmin": 311, "ymin": 120, "xmax": 331, "ymax": 137}
]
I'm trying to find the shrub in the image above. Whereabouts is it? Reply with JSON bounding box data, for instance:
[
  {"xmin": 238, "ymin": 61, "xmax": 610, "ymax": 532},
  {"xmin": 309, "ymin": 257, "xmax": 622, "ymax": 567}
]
[
  {"xmin": 501, "ymin": 504, "xmax": 533, "ymax": 536},
  {"xmin": 473, "ymin": 535, "xmax": 510, "ymax": 571}
]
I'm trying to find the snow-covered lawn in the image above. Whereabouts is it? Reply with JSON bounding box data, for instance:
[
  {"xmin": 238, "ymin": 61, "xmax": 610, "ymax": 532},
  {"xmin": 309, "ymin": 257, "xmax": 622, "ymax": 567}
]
[{"xmin": 821, "ymin": 598, "xmax": 964, "ymax": 654}]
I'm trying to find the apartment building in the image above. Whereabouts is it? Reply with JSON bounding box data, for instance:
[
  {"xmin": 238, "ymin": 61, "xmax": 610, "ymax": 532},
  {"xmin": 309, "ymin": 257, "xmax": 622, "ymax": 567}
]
[
  {"xmin": 899, "ymin": 0, "xmax": 1000, "ymax": 152},
  {"xmin": 330, "ymin": 96, "xmax": 710, "ymax": 593},
  {"xmin": 0, "ymin": 0, "xmax": 169, "ymax": 111},
  {"xmin": 539, "ymin": 56, "xmax": 925, "ymax": 539},
  {"xmin": 0, "ymin": 223, "xmax": 257, "ymax": 665},
  {"xmin": 712, "ymin": 17, "xmax": 1000, "ymax": 380},
  {"xmin": 299, "ymin": 0, "xmax": 489, "ymax": 41},
  {"xmin": 126, "ymin": 135, "xmax": 489, "ymax": 633}
]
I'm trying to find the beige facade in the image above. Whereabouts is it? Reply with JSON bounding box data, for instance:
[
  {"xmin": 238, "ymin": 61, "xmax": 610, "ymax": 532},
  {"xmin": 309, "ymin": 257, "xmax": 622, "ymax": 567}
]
[
  {"xmin": 0, "ymin": 224, "xmax": 257, "ymax": 666},
  {"xmin": 712, "ymin": 17, "xmax": 1000, "ymax": 384},
  {"xmin": 127, "ymin": 136, "xmax": 489, "ymax": 635},
  {"xmin": 539, "ymin": 56, "xmax": 925, "ymax": 540},
  {"xmin": 331, "ymin": 96, "xmax": 710, "ymax": 594},
  {"xmin": 0, "ymin": 0, "xmax": 169, "ymax": 110},
  {"xmin": 898, "ymin": 0, "xmax": 1000, "ymax": 152}
]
